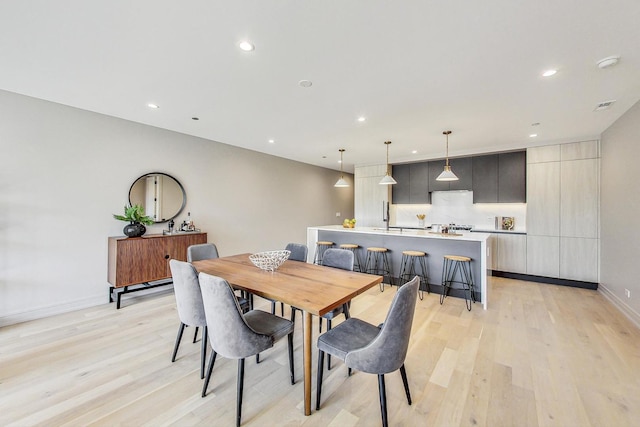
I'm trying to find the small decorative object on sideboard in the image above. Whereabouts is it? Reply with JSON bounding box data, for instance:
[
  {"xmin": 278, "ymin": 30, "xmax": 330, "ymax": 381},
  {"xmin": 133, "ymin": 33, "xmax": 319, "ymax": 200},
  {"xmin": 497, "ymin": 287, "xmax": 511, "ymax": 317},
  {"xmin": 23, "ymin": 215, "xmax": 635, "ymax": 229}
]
[
  {"xmin": 113, "ymin": 204, "xmax": 154, "ymax": 238},
  {"xmin": 417, "ymin": 214, "xmax": 426, "ymax": 228}
]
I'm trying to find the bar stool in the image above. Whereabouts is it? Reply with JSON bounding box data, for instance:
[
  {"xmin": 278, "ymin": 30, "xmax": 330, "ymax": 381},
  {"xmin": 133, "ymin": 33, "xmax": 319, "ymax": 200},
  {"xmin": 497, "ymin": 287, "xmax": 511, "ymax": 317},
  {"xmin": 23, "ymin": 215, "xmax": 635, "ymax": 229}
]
[
  {"xmin": 313, "ymin": 241, "xmax": 334, "ymax": 265},
  {"xmin": 398, "ymin": 250, "xmax": 429, "ymax": 300},
  {"xmin": 339, "ymin": 243, "xmax": 362, "ymax": 272},
  {"xmin": 440, "ymin": 255, "xmax": 475, "ymax": 311},
  {"xmin": 365, "ymin": 247, "xmax": 393, "ymax": 291}
]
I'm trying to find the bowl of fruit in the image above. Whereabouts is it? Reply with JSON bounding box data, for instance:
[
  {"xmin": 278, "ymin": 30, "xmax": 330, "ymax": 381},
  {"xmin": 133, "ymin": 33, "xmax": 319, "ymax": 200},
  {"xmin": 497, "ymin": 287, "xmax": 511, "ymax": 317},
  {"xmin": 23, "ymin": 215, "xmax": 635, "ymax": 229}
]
[{"xmin": 342, "ymin": 218, "xmax": 356, "ymax": 228}]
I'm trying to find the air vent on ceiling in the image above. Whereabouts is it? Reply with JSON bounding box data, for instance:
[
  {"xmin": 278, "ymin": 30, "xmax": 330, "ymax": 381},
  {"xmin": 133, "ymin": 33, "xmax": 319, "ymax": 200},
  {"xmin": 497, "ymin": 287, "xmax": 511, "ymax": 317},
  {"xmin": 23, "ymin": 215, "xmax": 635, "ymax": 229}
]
[{"xmin": 594, "ymin": 100, "xmax": 616, "ymax": 111}]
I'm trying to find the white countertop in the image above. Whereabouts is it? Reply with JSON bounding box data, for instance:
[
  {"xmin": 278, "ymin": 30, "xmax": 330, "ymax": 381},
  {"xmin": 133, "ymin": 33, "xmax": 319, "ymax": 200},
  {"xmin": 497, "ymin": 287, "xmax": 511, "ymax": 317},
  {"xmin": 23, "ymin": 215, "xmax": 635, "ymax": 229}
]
[
  {"xmin": 472, "ymin": 228, "xmax": 527, "ymax": 235},
  {"xmin": 310, "ymin": 225, "xmax": 490, "ymax": 242}
]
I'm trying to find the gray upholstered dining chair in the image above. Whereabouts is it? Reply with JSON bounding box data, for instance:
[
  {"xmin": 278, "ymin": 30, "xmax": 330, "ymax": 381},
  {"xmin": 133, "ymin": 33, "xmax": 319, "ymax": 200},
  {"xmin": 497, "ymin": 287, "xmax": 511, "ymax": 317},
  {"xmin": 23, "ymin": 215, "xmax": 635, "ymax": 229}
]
[
  {"xmin": 317, "ymin": 249, "xmax": 354, "ymax": 331},
  {"xmin": 187, "ymin": 243, "xmax": 219, "ymax": 263},
  {"xmin": 315, "ymin": 275, "xmax": 420, "ymax": 427},
  {"xmin": 199, "ymin": 272, "xmax": 295, "ymax": 427},
  {"xmin": 188, "ymin": 243, "xmax": 250, "ymax": 313},
  {"xmin": 265, "ymin": 243, "xmax": 308, "ymax": 316},
  {"xmin": 300, "ymin": 248, "xmax": 354, "ymax": 369},
  {"xmin": 169, "ymin": 259, "xmax": 208, "ymax": 379}
]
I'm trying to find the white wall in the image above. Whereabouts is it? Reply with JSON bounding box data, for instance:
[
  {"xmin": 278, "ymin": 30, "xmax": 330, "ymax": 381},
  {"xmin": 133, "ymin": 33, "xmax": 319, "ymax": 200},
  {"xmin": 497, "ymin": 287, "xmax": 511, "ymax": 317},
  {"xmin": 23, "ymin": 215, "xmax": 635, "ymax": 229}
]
[
  {"xmin": 0, "ymin": 90, "xmax": 353, "ymax": 325},
  {"xmin": 600, "ymin": 99, "xmax": 640, "ymax": 326}
]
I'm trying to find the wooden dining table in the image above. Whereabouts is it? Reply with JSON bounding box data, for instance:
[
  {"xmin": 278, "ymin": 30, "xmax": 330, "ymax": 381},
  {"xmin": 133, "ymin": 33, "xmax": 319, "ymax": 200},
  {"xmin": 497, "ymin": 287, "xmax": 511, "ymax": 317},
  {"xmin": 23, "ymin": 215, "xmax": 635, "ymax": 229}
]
[{"xmin": 191, "ymin": 253, "xmax": 383, "ymax": 415}]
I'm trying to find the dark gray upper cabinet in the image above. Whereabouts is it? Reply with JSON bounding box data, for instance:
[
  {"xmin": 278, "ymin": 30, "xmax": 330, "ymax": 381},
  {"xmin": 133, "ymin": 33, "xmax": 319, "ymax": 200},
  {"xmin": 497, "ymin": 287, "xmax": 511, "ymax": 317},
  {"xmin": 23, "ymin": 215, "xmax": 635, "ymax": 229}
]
[
  {"xmin": 472, "ymin": 155, "xmax": 499, "ymax": 203},
  {"xmin": 427, "ymin": 160, "xmax": 450, "ymax": 191},
  {"xmin": 448, "ymin": 157, "xmax": 472, "ymax": 190},
  {"xmin": 392, "ymin": 150, "xmax": 525, "ymax": 204},
  {"xmin": 409, "ymin": 162, "xmax": 430, "ymax": 203},
  {"xmin": 391, "ymin": 164, "xmax": 411, "ymax": 204},
  {"xmin": 498, "ymin": 151, "xmax": 526, "ymax": 202},
  {"xmin": 391, "ymin": 163, "xmax": 430, "ymax": 204},
  {"xmin": 428, "ymin": 158, "xmax": 472, "ymax": 191}
]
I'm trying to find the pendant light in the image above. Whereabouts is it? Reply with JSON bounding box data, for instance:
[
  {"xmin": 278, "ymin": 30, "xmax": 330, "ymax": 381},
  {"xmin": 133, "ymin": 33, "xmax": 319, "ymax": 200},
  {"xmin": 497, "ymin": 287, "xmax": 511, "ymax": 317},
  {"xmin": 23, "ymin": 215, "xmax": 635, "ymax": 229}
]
[
  {"xmin": 334, "ymin": 149, "xmax": 349, "ymax": 187},
  {"xmin": 379, "ymin": 141, "xmax": 397, "ymax": 185},
  {"xmin": 436, "ymin": 130, "xmax": 459, "ymax": 181}
]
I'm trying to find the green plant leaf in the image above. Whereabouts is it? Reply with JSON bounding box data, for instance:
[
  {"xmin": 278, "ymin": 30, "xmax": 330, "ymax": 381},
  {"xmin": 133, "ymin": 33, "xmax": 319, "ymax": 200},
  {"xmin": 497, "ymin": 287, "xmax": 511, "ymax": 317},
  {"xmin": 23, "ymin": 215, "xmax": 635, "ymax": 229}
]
[{"xmin": 113, "ymin": 204, "xmax": 155, "ymax": 225}]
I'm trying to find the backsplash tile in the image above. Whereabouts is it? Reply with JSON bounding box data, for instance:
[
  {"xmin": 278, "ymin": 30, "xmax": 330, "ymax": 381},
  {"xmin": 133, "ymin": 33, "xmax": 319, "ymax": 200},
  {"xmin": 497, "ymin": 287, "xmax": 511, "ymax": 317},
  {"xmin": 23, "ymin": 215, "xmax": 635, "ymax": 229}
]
[{"xmin": 392, "ymin": 190, "xmax": 526, "ymax": 231}]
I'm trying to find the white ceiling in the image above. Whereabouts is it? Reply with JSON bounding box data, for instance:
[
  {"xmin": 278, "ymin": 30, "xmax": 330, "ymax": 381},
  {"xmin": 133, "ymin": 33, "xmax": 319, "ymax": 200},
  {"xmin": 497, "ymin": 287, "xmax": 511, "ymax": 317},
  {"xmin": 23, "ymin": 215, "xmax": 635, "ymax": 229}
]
[{"xmin": 2, "ymin": 1, "xmax": 639, "ymax": 173}]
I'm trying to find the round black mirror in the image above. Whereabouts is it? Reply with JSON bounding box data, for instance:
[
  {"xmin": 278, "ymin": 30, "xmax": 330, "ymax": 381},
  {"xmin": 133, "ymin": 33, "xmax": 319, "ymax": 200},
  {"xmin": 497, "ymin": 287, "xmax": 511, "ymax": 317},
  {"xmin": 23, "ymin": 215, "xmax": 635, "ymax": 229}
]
[{"xmin": 128, "ymin": 172, "xmax": 186, "ymax": 223}]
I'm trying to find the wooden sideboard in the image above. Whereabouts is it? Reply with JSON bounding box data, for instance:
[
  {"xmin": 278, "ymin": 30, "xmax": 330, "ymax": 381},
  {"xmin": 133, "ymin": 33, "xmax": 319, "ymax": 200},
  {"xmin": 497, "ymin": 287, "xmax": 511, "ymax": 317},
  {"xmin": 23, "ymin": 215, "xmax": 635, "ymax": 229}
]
[{"xmin": 108, "ymin": 232, "xmax": 207, "ymax": 308}]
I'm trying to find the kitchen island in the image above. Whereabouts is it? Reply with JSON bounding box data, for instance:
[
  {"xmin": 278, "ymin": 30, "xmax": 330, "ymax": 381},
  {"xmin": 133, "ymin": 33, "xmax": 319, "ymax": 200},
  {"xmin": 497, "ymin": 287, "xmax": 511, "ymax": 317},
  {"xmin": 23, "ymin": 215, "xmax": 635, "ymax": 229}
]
[{"xmin": 307, "ymin": 225, "xmax": 491, "ymax": 309}]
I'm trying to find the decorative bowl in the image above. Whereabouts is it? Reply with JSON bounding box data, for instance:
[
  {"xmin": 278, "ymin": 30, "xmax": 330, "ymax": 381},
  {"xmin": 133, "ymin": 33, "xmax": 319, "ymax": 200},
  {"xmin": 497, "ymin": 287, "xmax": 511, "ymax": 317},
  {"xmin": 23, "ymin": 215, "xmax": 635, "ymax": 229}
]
[{"xmin": 249, "ymin": 250, "xmax": 291, "ymax": 272}]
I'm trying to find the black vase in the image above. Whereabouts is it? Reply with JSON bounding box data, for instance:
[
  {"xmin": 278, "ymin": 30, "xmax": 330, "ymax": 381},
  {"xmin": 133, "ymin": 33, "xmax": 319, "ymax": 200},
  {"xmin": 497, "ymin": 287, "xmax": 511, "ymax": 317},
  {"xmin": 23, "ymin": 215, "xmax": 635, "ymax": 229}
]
[{"xmin": 123, "ymin": 222, "xmax": 146, "ymax": 238}]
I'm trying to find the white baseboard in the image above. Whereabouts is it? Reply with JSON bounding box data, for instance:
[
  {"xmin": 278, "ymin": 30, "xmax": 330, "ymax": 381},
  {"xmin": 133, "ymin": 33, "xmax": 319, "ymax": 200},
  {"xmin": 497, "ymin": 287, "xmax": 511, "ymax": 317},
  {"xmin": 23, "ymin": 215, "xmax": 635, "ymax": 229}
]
[
  {"xmin": 0, "ymin": 295, "xmax": 105, "ymax": 327},
  {"xmin": 598, "ymin": 284, "xmax": 640, "ymax": 329}
]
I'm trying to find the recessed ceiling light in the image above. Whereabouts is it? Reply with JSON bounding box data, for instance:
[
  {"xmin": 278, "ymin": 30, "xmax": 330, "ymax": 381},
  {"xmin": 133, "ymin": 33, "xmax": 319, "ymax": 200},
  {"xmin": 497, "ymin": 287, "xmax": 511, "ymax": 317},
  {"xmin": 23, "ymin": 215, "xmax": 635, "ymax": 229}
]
[
  {"xmin": 192, "ymin": 117, "xmax": 199, "ymax": 121},
  {"xmin": 412, "ymin": 150, "xmax": 418, "ymax": 154},
  {"xmin": 597, "ymin": 56, "xmax": 620, "ymax": 69},
  {"xmin": 529, "ymin": 134, "xmax": 538, "ymax": 138},
  {"xmin": 239, "ymin": 41, "xmax": 254, "ymax": 51},
  {"xmin": 531, "ymin": 122, "xmax": 540, "ymax": 126},
  {"xmin": 357, "ymin": 116, "xmax": 366, "ymax": 122},
  {"xmin": 298, "ymin": 80, "xmax": 313, "ymax": 88},
  {"xmin": 542, "ymin": 69, "xmax": 557, "ymax": 77},
  {"xmin": 147, "ymin": 103, "xmax": 159, "ymax": 109},
  {"xmin": 268, "ymin": 139, "xmax": 275, "ymax": 144}
]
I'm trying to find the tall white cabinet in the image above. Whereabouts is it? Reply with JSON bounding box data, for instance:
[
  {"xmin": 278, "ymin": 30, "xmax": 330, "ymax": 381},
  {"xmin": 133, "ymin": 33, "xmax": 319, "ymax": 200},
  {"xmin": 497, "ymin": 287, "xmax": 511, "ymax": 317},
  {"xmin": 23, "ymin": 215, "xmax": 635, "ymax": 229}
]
[
  {"xmin": 354, "ymin": 164, "xmax": 390, "ymax": 227},
  {"xmin": 526, "ymin": 140, "xmax": 599, "ymax": 282}
]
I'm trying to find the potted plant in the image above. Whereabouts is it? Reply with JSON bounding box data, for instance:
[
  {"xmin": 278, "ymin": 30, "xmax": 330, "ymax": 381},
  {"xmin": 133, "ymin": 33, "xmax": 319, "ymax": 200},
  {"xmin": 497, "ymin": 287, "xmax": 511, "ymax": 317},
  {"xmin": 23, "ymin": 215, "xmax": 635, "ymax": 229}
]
[{"xmin": 113, "ymin": 204, "xmax": 155, "ymax": 237}]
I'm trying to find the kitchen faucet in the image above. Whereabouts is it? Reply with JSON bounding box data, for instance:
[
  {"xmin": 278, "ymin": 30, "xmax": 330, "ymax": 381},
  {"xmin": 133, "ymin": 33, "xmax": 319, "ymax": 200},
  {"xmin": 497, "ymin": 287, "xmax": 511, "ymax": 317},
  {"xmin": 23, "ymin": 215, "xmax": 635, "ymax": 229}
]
[{"xmin": 382, "ymin": 201, "xmax": 390, "ymax": 231}]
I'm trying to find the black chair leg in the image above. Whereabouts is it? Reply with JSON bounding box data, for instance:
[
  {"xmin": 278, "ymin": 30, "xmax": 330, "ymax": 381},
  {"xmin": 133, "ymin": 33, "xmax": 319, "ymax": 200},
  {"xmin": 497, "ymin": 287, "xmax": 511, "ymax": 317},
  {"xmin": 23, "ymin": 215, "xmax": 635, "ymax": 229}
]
[
  {"xmin": 280, "ymin": 302, "xmax": 284, "ymax": 317},
  {"xmin": 378, "ymin": 374, "xmax": 388, "ymax": 427},
  {"xmin": 318, "ymin": 317, "xmax": 323, "ymax": 333},
  {"xmin": 288, "ymin": 332, "xmax": 295, "ymax": 385},
  {"xmin": 171, "ymin": 322, "xmax": 186, "ymax": 362},
  {"xmin": 256, "ymin": 353, "xmax": 260, "ymax": 363},
  {"xmin": 236, "ymin": 358, "xmax": 245, "ymax": 427},
  {"xmin": 200, "ymin": 326, "xmax": 208, "ymax": 379},
  {"xmin": 316, "ymin": 350, "xmax": 325, "ymax": 410},
  {"xmin": 327, "ymin": 319, "xmax": 332, "ymax": 370},
  {"xmin": 202, "ymin": 351, "xmax": 217, "ymax": 397},
  {"xmin": 399, "ymin": 364, "xmax": 412, "ymax": 405},
  {"xmin": 271, "ymin": 301, "xmax": 276, "ymax": 315}
]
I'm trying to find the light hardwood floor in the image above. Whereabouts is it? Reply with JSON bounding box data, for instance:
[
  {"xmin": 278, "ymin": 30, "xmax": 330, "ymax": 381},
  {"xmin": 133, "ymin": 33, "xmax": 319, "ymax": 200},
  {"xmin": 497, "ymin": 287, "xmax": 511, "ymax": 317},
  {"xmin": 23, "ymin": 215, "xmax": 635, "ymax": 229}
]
[{"xmin": 1, "ymin": 277, "xmax": 639, "ymax": 426}]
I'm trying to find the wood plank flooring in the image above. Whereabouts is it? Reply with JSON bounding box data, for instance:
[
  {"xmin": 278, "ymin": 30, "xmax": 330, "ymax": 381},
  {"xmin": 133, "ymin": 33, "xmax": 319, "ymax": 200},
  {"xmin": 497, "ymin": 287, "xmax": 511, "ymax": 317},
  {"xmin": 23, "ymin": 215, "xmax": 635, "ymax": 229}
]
[{"xmin": 1, "ymin": 277, "xmax": 639, "ymax": 426}]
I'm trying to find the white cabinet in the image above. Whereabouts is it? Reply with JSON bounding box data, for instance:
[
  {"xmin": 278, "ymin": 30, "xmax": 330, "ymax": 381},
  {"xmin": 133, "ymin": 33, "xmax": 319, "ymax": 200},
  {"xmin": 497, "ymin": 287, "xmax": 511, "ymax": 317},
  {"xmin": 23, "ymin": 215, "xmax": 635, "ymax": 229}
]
[
  {"xmin": 560, "ymin": 237, "xmax": 599, "ymax": 282},
  {"xmin": 495, "ymin": 233, "xmax": 527, "ymax": 273},
  {"xmin": 526, "ymin": 141, "xmax": 600, "ymax": 282},
  {"xmin": 560, "ymin": 140, "xmax": 599, "ymax": 161},
  {"xmin": 527, "ymin": 144, "xmax": 560, "ymax": 163},
  {"xmin": 487, "ymin": 234, "xmax": 498, "ymax": 270},
  {"xmin": 560, "ymin": 158, "xmax": 599, "ymax": 239},
  {"xmin": 355, "ymin": 165, "xmax": 389, "ymax": 227},
  {"xmin": 527, "ymin": 161, "xmax": 560, "ymax": 236},
  {"xmin": 526, "ymin": 235, "xmax": 560, "ymax": 278}
]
